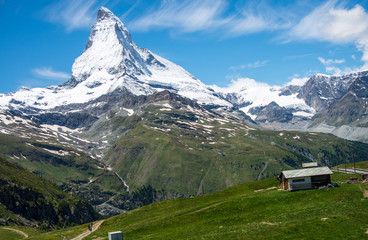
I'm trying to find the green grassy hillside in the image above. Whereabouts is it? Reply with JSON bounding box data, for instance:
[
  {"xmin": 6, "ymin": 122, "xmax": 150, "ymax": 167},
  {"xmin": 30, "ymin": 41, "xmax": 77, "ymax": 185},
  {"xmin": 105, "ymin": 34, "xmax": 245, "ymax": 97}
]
[
  {"xmin": 0, "ymin": 157, "xmax": 100, "ymax": 229},
  {"xmin": 333, "ymin": 160, "xmax": 368, "ymax": 170},
  {"xmin": 0, "ymin": 133, "xmax": 116, "ymax": 214},
  {"xmin": 29, "ymin": 172, "xmax": 368, "ymax": 239},
  {"xmin": 0, "ymin": 133, "xmax": 106, "ymax": 185},
  {"xmin": 101, "ymin": 103, "xmax": 368, "ymax": 200}
]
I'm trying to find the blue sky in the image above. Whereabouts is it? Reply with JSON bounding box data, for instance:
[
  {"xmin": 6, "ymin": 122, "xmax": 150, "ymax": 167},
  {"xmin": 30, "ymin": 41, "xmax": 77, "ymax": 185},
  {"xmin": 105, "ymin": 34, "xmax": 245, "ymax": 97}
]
[{"xmin": 1, "ymin": 0, "xmax": 368, "ymax": 93}]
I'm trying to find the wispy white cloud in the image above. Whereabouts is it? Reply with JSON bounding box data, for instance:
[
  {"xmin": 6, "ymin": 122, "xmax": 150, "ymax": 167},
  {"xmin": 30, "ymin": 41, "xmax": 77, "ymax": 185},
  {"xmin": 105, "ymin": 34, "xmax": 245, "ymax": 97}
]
[
  {"xmin": 33, "ymin": 67, "xmax": 70, "ymax": 79},
  {"xmin": 210, "ymin": 77, "xmax": 271, "ymax": 94},
  {"xmin": 288, "ymin": 0, "xmax": 368, "ymax": 70},
  {"xmin": 121, "ymin": 0, "xmax": 141, "ymax": 20},
  {"xmin": 289, "ymin": 1, "xmax": 368, "ymax": 43},
  {"xmin": 42, "ymin": 0, "xmax": 104, "ymax": 31},
  {"xmin": 127, "ymin": 0, "xmax": 289, "ymax": 35},
  {"xmin": 229, "ymin": 60, "xmax": 269, "ymax": 71},
  {"xmin": 128, "ymin": 0, "xmax": 228, "ymax": 33},
  {"xmin": 357, "ymin": 38, "xmax": 368, "ymax": 70},
  {"xmin": 282, "ymin": 53, "xmax": 315, "ymax": 61},
  {"xmin": 226, "ymin": 1, "xmax": 292, "ymax": 36},
  {"xmin": 284, "ymin": 75, "xmax": 309, "ymax": 86},
  {"xmin": 317, "ymin": 56, "xmax": 358, "ymax": 75},
  {"xmin": 318, "ymin": 57, "xmax": 345, "ymax": 65}
]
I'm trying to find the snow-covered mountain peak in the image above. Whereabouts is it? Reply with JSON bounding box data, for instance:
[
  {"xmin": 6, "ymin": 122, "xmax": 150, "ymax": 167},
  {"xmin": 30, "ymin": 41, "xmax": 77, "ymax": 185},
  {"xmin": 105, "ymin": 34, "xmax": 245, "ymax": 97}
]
[
  {"xmin": 94, "ymin": 6, "xmax": 132, "ymax": 47},
  {"xmin": 97, "ymin": 6, "xmax": 118, "ymax": 21},
  {"xmin": 71, "ymin": 6, "xmax": 150, "ymax": 83},
  {"xmin": 68, "ymin": 7, "xmax": 231, "ymax": 107},
  {"xmin": 0, "ymin": 7, "xmax": 231, "ymax": 111}
]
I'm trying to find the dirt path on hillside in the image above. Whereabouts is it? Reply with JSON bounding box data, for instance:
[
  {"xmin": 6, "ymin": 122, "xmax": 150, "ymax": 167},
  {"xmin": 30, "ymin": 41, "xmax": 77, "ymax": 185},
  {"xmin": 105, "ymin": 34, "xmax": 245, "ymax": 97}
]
[
  {"xmin": 261, "ymin": 221, "xmax": 277, "ymax": 226},
  {"xmin": 1, "ymin": 227, "xmax": 28, "ymax": 238},
  {"xmin": 358, "ymin": 185, "xmax": 368, "ymax": 198},
  {"xmin": 71, "ymin": 220, "xmax": 104, "ymax": 240},
  {"xmin": 186, "ymin": 202, "xmax": 223, "ymax": 216},
  {"xmin": 254, "ymin": 186, "xmax": 278, "ymax": 192},
  {"xmin": 363, "ymin": 189, "xmax": 368, "ymax": 198}
]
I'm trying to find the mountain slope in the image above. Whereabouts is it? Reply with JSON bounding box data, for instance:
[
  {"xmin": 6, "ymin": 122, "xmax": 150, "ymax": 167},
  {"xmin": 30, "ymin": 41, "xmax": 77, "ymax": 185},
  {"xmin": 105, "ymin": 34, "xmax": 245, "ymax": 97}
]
[
  {"xmin": 1, "ymin": 89, "xmax": 368, "ymax": 215},
  {"xmin": 212, "ymin": 79, "xmax": 315, "ymax": 125},
  {"xmin": 93, "ymin": 91, "xmax": 368, "ymax": 199},
  {"xmin": 213, "ymin": 71, "xmax": 368, "ymax": 131},
  {"xmin": 0, "ymin": 130, "xmax": 106, "ymax": 185},
  {"xmin": 308, "ymin": 75, "xmax": 368, "ymax": 142},
  {"xmin": 298, "ymin": 71, "xmax": 368, "ymax": 112},
  {"xmin": 30, "ymin": 172, "xmax": 368, "ymax": 239},
  {"xmin": 0, "ymin": 157, "xmax": 99, "ymax": 229}
]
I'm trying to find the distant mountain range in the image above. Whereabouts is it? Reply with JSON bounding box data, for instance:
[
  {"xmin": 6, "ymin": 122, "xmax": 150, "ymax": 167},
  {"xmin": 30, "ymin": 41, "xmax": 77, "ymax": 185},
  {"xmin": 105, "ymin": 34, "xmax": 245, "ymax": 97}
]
[{"xmin": 0, "ymin": 7, "xmax": 367, "ymax": 217}]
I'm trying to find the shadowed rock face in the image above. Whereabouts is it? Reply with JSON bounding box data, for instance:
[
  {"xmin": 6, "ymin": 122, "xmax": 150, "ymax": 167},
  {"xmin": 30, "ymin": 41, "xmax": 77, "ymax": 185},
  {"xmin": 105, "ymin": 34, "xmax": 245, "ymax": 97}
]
[
  {"xmin": 30, "ymin": 112, "xmax": 99, "ymax": 130},
  {"xmin": 305, "ymin": 75, "xmax": 368, "ymax": 142},
  {"xmin": 0, "ymin": 181, "xmax": 99, "ymax": 227},
  {"xmin": 0, "ymin": 179, "xmax": 59, "ymax": 225},
  {"xmin": 249, "ymin": 101, "xmax": 293, "ymax": 123},
  {"xmin": 0, "ymin": 157, "xmax": 100, "ymax": 229},
  {"xmin": 311, "ymin": 76, "xmax": 368, "ymax": 127},
  {"xmin": 349, "ymin": 75, "xmax": 368, "ymax": 98},
  {"xmin": 298, "ymin": 71, "xmax": 368, "ymax": 112}
]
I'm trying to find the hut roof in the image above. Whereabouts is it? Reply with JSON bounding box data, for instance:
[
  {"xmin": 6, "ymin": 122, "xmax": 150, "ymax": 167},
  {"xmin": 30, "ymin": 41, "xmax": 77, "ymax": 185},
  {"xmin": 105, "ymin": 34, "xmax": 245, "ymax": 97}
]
[{"xmin": 282, "ymin": 167, "xmax": 333, "ymax": 179}]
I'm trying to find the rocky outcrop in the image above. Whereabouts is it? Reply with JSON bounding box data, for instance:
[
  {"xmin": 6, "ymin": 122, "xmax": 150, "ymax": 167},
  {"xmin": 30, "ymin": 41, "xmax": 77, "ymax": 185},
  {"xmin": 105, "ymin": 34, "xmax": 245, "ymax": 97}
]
[
  {"xmin": 298, "ymin": 71, "xmax": 368, "ymax": 112},
  {"xmin": 249, "ymin": 101, "xmax": 293, "ymax": 123}
]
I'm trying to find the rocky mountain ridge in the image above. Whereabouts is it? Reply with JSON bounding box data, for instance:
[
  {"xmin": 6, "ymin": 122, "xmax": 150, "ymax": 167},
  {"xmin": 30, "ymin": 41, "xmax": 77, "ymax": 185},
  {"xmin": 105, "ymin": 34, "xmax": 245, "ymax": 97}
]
[
  {"xmin": 308, "ymin": 75, "xmax": 368, "ymax": 142},
  {"xmin": 299, "ymin": 71, "xmax": 368, "ymax": 112}
]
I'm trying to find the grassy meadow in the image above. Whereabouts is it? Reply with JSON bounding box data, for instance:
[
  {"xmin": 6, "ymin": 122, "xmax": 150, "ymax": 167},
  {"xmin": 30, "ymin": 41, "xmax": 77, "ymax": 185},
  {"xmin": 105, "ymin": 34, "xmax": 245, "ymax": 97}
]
[{"xmin": 27, "ymin": 172, "xmax": 368, "ymax": 240}]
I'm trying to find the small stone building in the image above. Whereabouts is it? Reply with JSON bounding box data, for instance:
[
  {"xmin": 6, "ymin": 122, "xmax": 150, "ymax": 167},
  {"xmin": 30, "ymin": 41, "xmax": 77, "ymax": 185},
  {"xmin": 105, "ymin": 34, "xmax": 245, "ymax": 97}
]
[{"xmin": 278, "ymin": 166, "xmax": 333, "ymax": 191}]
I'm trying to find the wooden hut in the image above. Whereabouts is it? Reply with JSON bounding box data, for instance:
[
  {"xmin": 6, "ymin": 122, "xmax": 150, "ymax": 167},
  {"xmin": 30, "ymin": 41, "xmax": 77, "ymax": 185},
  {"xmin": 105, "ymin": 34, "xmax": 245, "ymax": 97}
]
[{"xmin": 278, "ymin": 166, "xmax": 333, "ymax": 191}]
